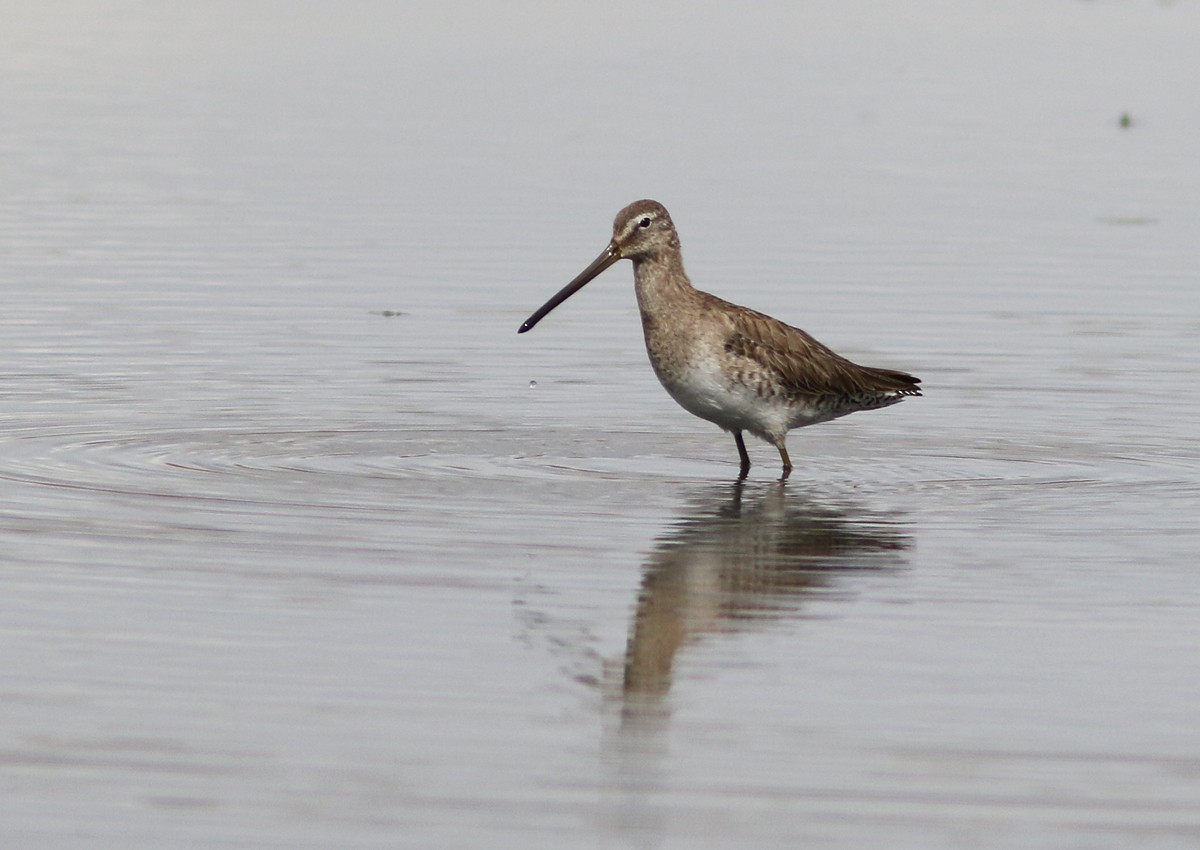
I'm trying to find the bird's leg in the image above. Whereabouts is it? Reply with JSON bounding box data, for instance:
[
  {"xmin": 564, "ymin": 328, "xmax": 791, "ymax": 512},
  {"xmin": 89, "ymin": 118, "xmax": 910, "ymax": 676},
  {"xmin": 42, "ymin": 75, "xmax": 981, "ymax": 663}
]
[
  {"xmin": 734, "ymin": 431, "xmax": 751, "ymax": 479},
  {"xmin": 772, "ymin": 437, "xmax": 793, "ymax": 480}
]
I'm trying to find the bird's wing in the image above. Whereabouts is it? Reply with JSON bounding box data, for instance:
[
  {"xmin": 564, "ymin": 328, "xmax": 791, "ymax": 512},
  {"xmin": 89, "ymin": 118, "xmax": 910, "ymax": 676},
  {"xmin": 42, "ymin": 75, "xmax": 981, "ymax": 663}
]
[{"xmin": 723, "ymin": 303, "xmax": 922, "ymax": 399}]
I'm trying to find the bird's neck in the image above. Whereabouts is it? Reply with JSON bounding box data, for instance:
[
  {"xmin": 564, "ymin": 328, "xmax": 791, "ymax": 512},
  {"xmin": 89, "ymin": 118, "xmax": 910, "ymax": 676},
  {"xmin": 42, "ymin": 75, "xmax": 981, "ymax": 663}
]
[{"xmin": 632, "ymin": 251, "xmax": 695, "ymax": 318}]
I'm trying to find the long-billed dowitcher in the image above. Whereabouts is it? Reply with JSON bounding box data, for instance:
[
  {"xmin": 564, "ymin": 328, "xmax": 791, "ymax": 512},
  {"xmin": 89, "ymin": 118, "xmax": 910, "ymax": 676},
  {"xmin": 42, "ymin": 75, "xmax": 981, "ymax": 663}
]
[{"xmin": 518, "ymin": 199, "xmax": 921, "ymax": 478}]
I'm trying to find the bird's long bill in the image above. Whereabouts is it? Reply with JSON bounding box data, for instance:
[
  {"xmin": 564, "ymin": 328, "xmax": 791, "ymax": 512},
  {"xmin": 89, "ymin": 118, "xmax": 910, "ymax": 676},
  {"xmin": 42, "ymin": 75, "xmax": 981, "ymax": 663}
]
[{"xmin": 517, "ymin": 242, "xmax": 621, "ymax": 333}]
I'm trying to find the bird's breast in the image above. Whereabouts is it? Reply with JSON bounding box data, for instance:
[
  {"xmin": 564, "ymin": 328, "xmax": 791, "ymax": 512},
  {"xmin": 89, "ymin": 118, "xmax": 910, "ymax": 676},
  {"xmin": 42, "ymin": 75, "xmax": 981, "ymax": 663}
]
[{"xmin": 639, "ymin": 320, "xmax": 785, "ymax": 435}]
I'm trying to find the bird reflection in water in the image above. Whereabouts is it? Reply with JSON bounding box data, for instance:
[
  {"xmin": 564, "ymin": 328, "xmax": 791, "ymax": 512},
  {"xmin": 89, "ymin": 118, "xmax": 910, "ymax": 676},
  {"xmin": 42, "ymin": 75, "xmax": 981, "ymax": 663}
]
[{"xmin": 619, "ymin": 480, "xmax": 912, "ymax": 725}]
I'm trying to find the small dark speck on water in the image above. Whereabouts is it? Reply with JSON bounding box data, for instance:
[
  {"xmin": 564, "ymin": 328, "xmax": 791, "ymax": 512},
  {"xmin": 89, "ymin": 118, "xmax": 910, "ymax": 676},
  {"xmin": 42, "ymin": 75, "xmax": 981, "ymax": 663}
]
[
  {"xmin": 371, "ymin": 310, "xmax": 407, "ymax": 317},
  {"xmin": 1119, "ymin": 112, "xmax": 1133, "ymax": 129},
  {"xmin": 528, "ymin": 380, "xmax": 537, "ymax": 389}
]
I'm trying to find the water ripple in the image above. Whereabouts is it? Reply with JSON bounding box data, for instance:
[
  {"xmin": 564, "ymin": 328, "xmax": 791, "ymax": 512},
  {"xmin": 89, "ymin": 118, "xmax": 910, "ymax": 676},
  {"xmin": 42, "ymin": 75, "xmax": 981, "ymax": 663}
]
[{"xmin": 2, "ymin": 425, "xmax": 1195, "ymax": 513}]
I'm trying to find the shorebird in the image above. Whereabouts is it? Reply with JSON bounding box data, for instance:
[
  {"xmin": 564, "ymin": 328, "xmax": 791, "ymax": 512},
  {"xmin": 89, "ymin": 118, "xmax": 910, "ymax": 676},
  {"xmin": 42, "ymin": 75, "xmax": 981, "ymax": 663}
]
[{"xmin": 518, "ymin": 200, "xmax": 921, "ymax": 478}]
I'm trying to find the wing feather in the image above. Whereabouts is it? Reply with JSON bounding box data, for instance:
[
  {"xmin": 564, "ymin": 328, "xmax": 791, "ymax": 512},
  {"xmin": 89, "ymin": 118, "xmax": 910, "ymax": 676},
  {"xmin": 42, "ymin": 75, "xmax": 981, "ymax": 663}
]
[{"xmin": 717, "ymin": 298, "xmax": 922, "ymax": 400}]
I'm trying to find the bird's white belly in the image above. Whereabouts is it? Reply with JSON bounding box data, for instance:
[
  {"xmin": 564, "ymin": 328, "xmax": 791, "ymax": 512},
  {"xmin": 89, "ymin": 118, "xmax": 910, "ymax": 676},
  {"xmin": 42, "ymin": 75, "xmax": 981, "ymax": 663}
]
[{"xmin": 655, "ymin": 356, "xmax": 829, "ymax": 440}]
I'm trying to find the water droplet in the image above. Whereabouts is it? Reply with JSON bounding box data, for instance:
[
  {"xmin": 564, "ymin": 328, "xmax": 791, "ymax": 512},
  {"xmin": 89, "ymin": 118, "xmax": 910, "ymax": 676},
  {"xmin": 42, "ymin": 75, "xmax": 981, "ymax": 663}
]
[{"xmin": 528, "ymin": 380, "xmax": 537, "ymax": 389}]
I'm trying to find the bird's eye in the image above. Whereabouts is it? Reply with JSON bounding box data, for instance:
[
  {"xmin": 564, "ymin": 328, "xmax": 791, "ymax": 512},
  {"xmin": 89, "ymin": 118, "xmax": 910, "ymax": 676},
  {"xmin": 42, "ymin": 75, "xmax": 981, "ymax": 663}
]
[{"xmin": 638, "ymin": 217, "xmax": 652, "ymax": 229}]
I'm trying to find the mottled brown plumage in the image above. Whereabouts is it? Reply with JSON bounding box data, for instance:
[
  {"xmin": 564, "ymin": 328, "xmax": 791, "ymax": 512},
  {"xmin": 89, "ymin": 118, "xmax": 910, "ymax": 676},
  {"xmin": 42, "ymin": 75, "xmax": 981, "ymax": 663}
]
[
  {"xmin": 519, "ymin": 199, "xmax": 921, "ymax": 477},
  {"xmin": 723, "ymin": 301, "xmax": 920, "ymax": 404}
]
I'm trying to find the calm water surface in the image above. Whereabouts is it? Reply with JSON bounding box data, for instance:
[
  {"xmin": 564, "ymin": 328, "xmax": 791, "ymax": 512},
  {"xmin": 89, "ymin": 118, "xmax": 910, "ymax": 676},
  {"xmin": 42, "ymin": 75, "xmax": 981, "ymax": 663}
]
[{"xmin": 3, "ymin": 3, "xmax": 1200, "ymax": 848}]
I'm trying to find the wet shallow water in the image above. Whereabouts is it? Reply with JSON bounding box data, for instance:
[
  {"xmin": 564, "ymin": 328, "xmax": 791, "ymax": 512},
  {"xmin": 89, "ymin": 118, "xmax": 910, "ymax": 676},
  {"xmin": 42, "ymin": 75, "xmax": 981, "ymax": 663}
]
[{"xmin": 3, "ymin": 2, "xmax": 1200, "ymax": 848}]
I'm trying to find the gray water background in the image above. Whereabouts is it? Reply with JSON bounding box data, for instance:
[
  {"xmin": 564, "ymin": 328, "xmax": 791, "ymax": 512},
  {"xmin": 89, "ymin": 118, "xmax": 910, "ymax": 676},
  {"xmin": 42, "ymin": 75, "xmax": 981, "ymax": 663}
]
[{"xmin": 3, "ymin": 2, "xmax": 1200, "ymax": 847}]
